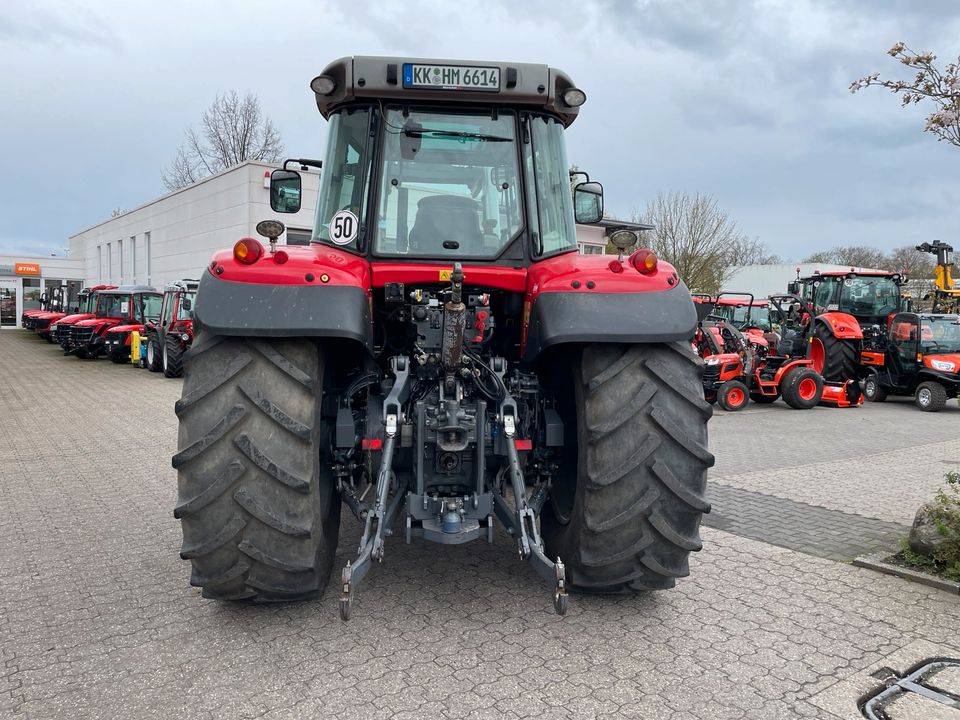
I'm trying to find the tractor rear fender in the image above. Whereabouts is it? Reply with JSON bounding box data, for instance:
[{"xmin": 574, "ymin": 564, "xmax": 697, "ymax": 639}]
[
  {"xmin": 193, "ymin": 272, "xmax": 373, "ymax": 353},
  {"xmin": 772, "ymin": 358, "xmax": 814, "ymax": 386},
  {"xmin": 522, "ymin": 283, "xmax": 697, "ymax": 363},
  {"xmin": 814, "ymin": 312, "xmax": 863, "ymax": 340}
]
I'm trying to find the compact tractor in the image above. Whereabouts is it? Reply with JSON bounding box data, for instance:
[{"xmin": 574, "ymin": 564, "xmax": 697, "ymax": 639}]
[
  {"xmin": 65, "ymin": 286, "xmax": 160, "ymax": 359},
  {"xmin": 694, "ymin": 298, "xmax": 823, "ymax": 411},
  {"xmin": 863, "ymin": 313, "xmax": 960, "ymax": 411},
  {"xmin": 49, "ymin": 285, "xmax": 117, "ymax": 348},
  {"xmin": 708, "ymin": 292, "xmax": 771, "ymax": 332},
  {"xmin": 173, "ymin": 56, "xmax": 713, "ymax": 620},
  {"xmin": 22, "ymin": 286, "xmax": 70, "ymax": 338},
  {"xmin": 144, "ymin": 279, "xmax": 198, "ymax": 377}
]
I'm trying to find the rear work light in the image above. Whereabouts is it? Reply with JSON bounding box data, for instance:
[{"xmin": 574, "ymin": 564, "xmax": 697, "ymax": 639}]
[
  {"xmin": 631, "ymin": 248, "xmax": 658, "ymax": 274},
  {"xmin": 233, "ymin": 238, "xmax": 263, "ymax": 265}
]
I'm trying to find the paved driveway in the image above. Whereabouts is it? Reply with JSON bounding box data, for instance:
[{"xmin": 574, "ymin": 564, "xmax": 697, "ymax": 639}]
[{"xmin": 1, "ymin": 330, "xmax": 958, "ymax": 720}]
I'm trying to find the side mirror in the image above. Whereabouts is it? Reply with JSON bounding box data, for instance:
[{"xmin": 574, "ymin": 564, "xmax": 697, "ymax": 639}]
[
  {"xmin": 181, "ymin": 297, "xmax": 192, "ymax": 312},
  {"xmin": 270, "ymin": 169, "xmax": 302, "ymax": 213},
  {"xmin": 574, "ymin": 181, "xmax": 603, "ymax": 224},
  {"xmin": 786, "ymin": 281, "xmax": 800, "ymax": 295}
]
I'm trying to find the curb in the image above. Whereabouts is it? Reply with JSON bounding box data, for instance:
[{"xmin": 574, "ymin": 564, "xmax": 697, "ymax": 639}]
[{"xmin": 853, "ymin": 552, "xmax": 960, "ymax": 595}]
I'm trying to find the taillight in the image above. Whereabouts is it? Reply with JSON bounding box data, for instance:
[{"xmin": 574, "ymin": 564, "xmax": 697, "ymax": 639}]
[
  {"xmin": 274, "ymin": 249, "xmax": 289, "ymax": 265},
  {"xmin": 233, "ymin": 238, "xmax": 263, "ymax": 264},
  {"xmin": 630, "ymin": 248, "xmax": 658, "ymax": 274}
]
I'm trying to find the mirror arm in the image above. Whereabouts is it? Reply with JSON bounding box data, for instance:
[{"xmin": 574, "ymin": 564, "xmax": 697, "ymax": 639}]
[{"xmin": 284, "ymin": 158, "xmax": 323, "ymax": 171}]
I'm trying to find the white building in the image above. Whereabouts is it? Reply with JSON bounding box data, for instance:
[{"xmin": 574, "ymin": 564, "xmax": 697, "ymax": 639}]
[
  {"xmin": 0, "ymin": 256, "xmax": 85, "ymax": 329},
  {"xmin": 725, "ymin": 263, "xmax": 889, "ymax": 298},
  {"xmin": 70, "ymin": 161, "xmax": 320, "ymax": 290}
]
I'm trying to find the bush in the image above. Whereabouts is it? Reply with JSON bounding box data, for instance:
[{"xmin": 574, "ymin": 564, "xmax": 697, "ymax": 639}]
[{"xmin": 912, "ymin": 471, "xmax": 960, "ymax": 582}]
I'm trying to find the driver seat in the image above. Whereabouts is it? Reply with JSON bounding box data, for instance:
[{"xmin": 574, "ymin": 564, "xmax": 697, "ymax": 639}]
[{"xmin": 408, "ymin": 195, "xmax": 482, "ymax": 254}]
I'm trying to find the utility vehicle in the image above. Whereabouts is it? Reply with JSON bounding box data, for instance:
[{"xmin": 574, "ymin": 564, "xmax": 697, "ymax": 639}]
[
  {"xmin": 863, "ymin": 312, "xmax": 960, "ymax": 411},
  {"xmin": 174, "ymin": 56, "xmax": 713, "ymax": 619}
]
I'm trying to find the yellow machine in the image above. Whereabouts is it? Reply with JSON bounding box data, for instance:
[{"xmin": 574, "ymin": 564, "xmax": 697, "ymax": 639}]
[
  {"xmin": 916, "ymin": 241, "xmax": 960, "ymax": 312},
  {"xmin": 130, "ymin": 330, "xmax": 141, "ymax": 364}
]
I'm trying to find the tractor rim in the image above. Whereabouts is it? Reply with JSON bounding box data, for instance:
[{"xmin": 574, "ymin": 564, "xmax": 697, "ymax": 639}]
[
  {"xmin": 865, "ymin": 377, "xmax": 876, "ymax": 397},
  {"xmin": 918, "ymin": 387, "xmax": 931, "ymax": 406},
  {"xmin": 798, "ymin": 377, "xmax": 818, "ymax": 401},
  {"xmin": 727, "ymin": 387, "xmax": 746, "ymax": 408},
  {"xmin": 809, "ymin": 337, "xmax": 825, "ymax": 374}
]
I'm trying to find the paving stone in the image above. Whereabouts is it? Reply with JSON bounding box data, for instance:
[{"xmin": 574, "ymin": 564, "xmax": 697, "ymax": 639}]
[{"xmin": 2, "ymin": 329, "xmax": 960, "ymax": 720}]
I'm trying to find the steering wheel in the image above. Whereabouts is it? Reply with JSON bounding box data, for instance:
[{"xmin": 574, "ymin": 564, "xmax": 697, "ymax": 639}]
[{"xmin": 924, "ymin": 341, "xmax": 943, "ymax": 353}]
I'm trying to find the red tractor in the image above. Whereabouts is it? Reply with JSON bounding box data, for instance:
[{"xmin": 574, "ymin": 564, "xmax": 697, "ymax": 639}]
[
  {"xmin": 22, "ymin": 285, "xmax": 71, "ymax": 337},
  {"xmin": 173, "ymin": 56, "xmax": 713, "ymax": 620},
  {"xmin": 64, "ymin": 286, "xmax": 160, "ymax": 359},
  {"xmin": 788, "ymin": 269, "xmax": 905, "ymax": 379},
  {"xmin": 144, "ymin": 279, "xmax": 198, "ymax": 377},
  {"xmin": 103, "ymin": 290, "xmax": 164, "ymax": 364},
  {"xmin": 694, "ymin": 298, "xmax": 823, "ymax": 411},
  {"xmin": 49, "ymin": 285, "xmax": 117, "ymax": 348},
  {"xmin": 767, "ymin": 290, "xmax": 866, "ymax": 407}
]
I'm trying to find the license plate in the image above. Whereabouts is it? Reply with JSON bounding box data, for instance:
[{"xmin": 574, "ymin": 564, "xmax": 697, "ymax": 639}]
[{"xmin": 403, "ymin": 64, "xmax": 500, "ymax": 92}]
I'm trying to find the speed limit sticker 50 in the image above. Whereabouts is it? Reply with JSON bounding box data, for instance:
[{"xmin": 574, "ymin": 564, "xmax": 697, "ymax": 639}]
[{"xmin": 329, "ymin": 210, "xmax": 359, "ymax": 245}]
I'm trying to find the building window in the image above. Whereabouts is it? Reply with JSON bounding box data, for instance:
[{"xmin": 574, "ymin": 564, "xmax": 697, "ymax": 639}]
[
  {"xmin": 581, "ymin": 244, "xmax": 603, "ymax": 255},
  {"xmin": 97, "ymin": 245, "xmax": 102, "ymax": 283},
  {"xmin": 107, "ymin": 242, "xmax": 112, "ymax": 283},
  {"xmin": 131, "ymin": 235, "xmax": 137, "ymax": 283},
  {"xmin": 145, "ymin": 231, "xmax": 151, "ymax": 285},
  {"xmin": 118, "ymin": 238, "xmax": 124, "ymax": 283}
]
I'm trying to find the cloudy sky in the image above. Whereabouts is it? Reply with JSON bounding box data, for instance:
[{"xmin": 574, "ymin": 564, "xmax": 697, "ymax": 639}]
[{"xmin": 1, "ymin": 0, "xmax": 957, "ymax": 260}]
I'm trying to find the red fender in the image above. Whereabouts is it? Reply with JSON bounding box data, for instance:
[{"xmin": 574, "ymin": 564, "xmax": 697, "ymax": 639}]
[{"xmin": 815, "ymin": 312, "xmax": 863, "ymax": 340}]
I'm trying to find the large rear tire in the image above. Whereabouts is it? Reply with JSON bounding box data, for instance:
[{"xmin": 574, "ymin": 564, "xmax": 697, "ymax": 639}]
[
  {"xmin": 163, "ymin": 334, "xmax": 185, "ymax": 378},
  {"xmin": 173, "ymin": 334, "xmax": 340, "ymax": 601},
  {"xmin": 541, "ymin": 342, "xmax": 714, "ymax": 593},
  {"xmin": 811, "ymin": 323, "xmax": 859, "ymax": 382}
]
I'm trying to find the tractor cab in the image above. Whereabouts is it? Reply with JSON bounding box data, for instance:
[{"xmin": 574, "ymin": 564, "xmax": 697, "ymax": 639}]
[
  {"xmin": 708, "ymin": 292, "xmax": 771, "ymax": 331},
  {"xmin": 864, "ymin": 312, "xmax": 960, "ymax": 411},
  {"xmin": 49, "ymin": 285, "xmax": 117, "ymax": 348},
  {"xmin": 66, "ymin": 286, "xmax": 160, "ymax": 358},
  {"xmin": 144, "ymin": 279, "xmax": 199, "ymax": 377},
  {"xmin": 795, "ymin": 270, "xmax": 903, "ymax": 327}
]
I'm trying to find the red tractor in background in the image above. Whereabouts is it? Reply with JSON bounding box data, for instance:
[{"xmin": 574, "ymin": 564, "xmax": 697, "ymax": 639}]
[
  {"xmin": 707, "ymin": 292, "xmax": 772, "ymax": 332},
  {"xmin": 694, "ymin": 296, "xmax": 823, "ymax": 411},
  {"xmin": 144, "ymin": 279, "xmax": 198, "ymax": 377},
  {"xmin": 49, "ymin": 285, "xmax": 117, "ymax": 348},
  {"xmin": 64, "ymin": 286, "xmax": 160, "ymax": 359},
  {"xmin": 22, "ymin": 285, "xmax": 72, "ymax": 338},
  {"xmin": 103, "ymin": 289, "xmax": 164, "ymax": 364},
  {"xmin": 787, "ymin": 269, "xmax": 905, "ymax": 379},
  {"xmin": 173, "ymin": 56, "xmax": 713, "ymax": 620}
]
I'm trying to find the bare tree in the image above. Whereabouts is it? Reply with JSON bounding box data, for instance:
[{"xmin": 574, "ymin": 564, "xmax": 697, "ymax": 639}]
[
  {"xmin": 885, "ymin": 244, "xmax": 935, "ymax": 278},
  {"xmin": 724, "ymin": 235, "xmax": 781, "ymax": 267},
  {"xmin": 850, "ymin": 42, "xmax": 960, "ymax": 148},
  {"xmin": 633, "ymin": 192, "xmax": 749, "ymax": 294},
  {"xmin": 802, "ymin": 245, "xmax": 888, "ymax": 268},
  {"xmin": 162, "ymin": 91, "xmax": 285, "ymax": 191}
]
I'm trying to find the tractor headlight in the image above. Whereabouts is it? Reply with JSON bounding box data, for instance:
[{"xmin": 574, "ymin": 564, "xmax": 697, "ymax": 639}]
[
  {"xmin": 705, "ymin": 357, "xmax": 722, "ymax": 365},
  {"xmin": 181, "ymin": 333, "xmax": 190, "ymax": 342},
  {"xmin": 931, "ymin": 359, "xmax": 956, "ymax": 372}
]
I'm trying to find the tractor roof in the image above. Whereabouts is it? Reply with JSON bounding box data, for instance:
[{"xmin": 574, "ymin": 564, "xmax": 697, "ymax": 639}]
[
  {"xmin": 801, "ymin": 270, "xmax": 898, "ymax": 279},
  {"xmin": 311, "ymin": 56, "xmax": 584, "ymax": 127},
  {"xmin": 99, "ymin": 285, "xmax": 159, "ymax": 295},
  {"xmin": 165, "ymin": 279, "xmax": 199, "ymax": 293}
]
